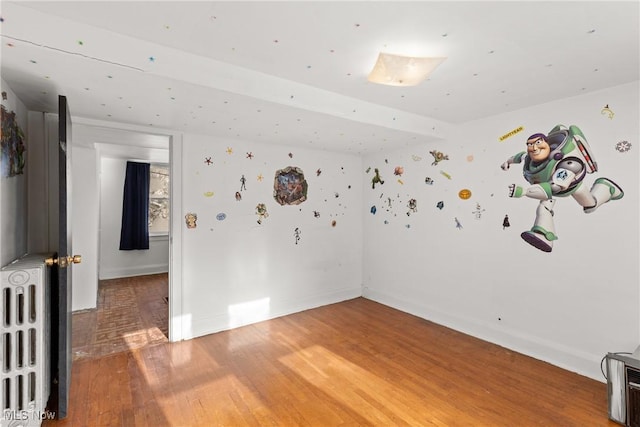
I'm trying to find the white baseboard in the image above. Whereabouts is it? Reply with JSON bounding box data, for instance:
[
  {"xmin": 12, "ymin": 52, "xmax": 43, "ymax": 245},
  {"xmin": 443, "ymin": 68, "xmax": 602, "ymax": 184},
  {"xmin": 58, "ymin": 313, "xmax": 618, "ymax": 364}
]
[
  {"xmin": 99, "ymin": 263, "xmax": 168, "ymax": 280},
  {"xmin": 363, "ymin": 287, "xmax": 605, "ymax": 383},
  {"xmin": 183, "ymin": 286, "xmax": 362, "ymax": 341}
]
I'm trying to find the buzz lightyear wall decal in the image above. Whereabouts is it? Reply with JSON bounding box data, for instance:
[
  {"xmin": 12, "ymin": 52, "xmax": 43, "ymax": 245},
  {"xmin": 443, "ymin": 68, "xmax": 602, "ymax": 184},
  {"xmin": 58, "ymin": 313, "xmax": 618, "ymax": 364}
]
[
  {"xmin": 256, "ymin": 203, "xmax": 269, "ymax": 224},
  {"xmin": 501, "ymin": 124, "xmax": 624, "ymax": 252}
]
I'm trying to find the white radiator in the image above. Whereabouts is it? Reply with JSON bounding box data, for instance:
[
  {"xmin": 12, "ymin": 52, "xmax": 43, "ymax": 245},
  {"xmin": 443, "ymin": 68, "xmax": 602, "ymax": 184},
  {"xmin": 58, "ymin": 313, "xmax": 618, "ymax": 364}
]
[{"xmin": 0, "ymin": 254, "xmax": 52, "ymax": 427}]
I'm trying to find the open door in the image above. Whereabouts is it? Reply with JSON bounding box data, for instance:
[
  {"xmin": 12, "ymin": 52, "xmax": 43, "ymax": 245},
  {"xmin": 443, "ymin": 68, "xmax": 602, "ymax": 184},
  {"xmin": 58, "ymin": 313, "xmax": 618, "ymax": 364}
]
[{"xmin": 47, "ymin": 95, "xmax": 80, "ymax": 419}]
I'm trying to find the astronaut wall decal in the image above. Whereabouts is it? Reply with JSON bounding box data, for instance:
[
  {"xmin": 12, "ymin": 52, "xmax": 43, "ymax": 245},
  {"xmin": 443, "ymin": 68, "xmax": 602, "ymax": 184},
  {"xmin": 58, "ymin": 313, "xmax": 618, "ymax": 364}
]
[{"xmin": 501, "ymin": 124, "xmax": 623, "ymax": 252}]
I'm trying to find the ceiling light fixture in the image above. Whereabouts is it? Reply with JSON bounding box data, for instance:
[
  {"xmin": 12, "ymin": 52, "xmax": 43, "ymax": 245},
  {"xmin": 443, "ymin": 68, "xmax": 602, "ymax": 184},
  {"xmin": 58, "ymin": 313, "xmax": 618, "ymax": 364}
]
[{"xmin": 367, "ymin": 52, "xmax": 446, "ymax": 87}]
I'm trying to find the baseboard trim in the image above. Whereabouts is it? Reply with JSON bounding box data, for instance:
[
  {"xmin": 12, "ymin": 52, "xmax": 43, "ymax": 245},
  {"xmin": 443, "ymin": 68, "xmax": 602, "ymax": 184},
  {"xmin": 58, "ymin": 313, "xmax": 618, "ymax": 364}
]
[
  {"xmin": 184, "ymin": 287, "xmax": 362, "ymax": 341},
  {"xmin": 99, "ymin": 264, "xmax": 168, "ymax": 280},
  {"xmin": 363, "ymin": 287, "xmax": 604, "ymax": 382}
]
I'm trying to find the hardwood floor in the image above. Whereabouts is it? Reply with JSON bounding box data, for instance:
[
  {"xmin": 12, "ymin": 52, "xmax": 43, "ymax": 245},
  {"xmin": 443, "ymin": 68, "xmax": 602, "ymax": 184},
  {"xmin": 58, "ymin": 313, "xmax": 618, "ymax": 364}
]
[
  {"xmin": 45, "ymin": 297, "xmax": 616, "ymax": 426},
  {"xmin": 71, "ymin": 273, "xmax": 169, "ymax": 360}
]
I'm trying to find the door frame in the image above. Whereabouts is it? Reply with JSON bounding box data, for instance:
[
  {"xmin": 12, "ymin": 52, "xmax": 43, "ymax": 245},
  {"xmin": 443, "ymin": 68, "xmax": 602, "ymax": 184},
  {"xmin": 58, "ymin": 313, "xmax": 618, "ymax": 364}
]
[{"xmin": 51, "ymin": 117, "xmax": 184, "ymax": 342}]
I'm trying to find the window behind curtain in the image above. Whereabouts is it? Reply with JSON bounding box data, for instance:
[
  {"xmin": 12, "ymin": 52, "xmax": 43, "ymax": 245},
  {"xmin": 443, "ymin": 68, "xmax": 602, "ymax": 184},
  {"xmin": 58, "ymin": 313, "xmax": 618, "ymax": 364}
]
[
  {"xmin": 119, "ymin": 161, "xmax": 150, "ymax": 250},
  {"xmin": 149, "ymin": 164, "xmax": 170, "ymax": 235}
]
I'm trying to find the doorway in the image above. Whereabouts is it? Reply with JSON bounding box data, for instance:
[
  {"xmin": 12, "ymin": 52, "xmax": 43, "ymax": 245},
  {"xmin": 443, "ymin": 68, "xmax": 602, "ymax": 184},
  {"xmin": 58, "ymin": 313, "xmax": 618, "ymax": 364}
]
[{"xmin": 70, "ymin": 124, "xmax": 173, "ymax": 359}]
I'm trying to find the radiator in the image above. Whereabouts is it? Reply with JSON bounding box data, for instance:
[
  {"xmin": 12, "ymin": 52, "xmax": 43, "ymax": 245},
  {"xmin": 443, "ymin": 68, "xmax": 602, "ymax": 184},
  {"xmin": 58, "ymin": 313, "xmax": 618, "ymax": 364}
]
[{"xmin": 0, "ymin": 254, "xmax": 53, "ymax": 427}]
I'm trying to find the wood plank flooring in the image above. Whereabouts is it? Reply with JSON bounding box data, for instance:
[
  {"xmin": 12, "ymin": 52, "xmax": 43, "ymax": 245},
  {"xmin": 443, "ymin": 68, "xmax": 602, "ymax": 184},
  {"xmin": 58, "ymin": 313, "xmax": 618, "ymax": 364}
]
[
  {"xmin": 45, "ymin": 297, "xmax": 616, "ymax": 426},
  {"xmin": 71, "ymin": 273, "xmax": 168, "ymax": 360}
]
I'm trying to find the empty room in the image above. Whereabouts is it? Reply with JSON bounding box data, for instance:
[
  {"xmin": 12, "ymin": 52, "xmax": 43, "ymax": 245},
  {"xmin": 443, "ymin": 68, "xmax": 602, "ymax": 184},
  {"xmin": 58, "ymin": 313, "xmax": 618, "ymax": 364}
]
[{"xmin": 1, "ymin": 1, "xmax": 639, "ymax": 426}]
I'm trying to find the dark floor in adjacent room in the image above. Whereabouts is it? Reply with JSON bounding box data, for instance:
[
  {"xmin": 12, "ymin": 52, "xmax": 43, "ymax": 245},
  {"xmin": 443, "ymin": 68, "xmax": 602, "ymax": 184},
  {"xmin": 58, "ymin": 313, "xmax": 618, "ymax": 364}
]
[{"xmin": 71, "ymin": 273, "xmax": 169, "ymax": 360}]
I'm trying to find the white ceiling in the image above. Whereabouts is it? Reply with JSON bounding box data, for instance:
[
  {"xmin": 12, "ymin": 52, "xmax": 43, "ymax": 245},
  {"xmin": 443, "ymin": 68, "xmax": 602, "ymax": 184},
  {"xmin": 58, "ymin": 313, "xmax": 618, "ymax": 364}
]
[{"xmin": 1, "ymin": 1, "xmax": 638, "ymax": 154}]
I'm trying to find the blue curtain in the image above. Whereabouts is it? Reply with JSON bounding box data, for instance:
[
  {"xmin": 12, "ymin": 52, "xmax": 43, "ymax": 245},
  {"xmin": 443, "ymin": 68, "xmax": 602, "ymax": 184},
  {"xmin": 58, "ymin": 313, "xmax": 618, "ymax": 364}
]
[{"xmin": 119, "ymin": 161, "xmax": 150, "ymax": 250}]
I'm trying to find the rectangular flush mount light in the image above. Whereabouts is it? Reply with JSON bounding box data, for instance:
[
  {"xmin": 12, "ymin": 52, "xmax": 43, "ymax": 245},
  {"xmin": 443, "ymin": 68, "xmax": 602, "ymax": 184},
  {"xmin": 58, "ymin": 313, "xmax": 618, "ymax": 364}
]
[{"xmin": 368, "ymin": 52, "xmax": 446, "ymax": 86}]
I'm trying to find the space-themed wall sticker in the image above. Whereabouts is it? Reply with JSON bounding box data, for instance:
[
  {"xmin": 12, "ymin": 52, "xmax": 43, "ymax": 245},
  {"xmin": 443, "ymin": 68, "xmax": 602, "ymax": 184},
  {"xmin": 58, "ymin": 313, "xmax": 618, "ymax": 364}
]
[
  {"xmin": 406, "ymin": 199, "xmax": 417, "ymax": 216},
  {"xmin": 501, "ymin": 124, "xmax": 624, "ymax": 252},
  {"xmin": 458, "ymin": 189, "xmax": 472, "ymax": 200},
  {"xmin": 601, "ymin": 104, "xmax": 614, "ymax": 119},
  {"xmin": 313, "ymin": 210, "xmax": 320, "ymax": 218},
  {"xmin": 498, "ymin": 125, "xmax": 524, "ymax": 142},
  {"xmin": 429, "ymin": 150, "xmax": 449, "ymax": 165},
  {"xmin": 185, "ymin": 213, "xmax": 197, "ymax": 229},
  {"xmin": 370, "ymin": 206, "xmax": 377, "ymax": 215},
  {"xmin": 454, "ymin": 217, "xmax": 463, "ymax": 229},
  {"xmin": 331, "ymin": 220, "xmax": 337, "ymax": 227},
  {"xmin": 467, "ymin": 155, "xmax": 474, "ymax": 162},
  {"xmin": 226, "ymin": 147, "xmax": 233, "ymax": 155},
  {"xmin": 425, "ymin": 177, "xmax": 434, "ymax": 185},
  {"xmin": 239, "ymin": 174, "xmax": 247, "ymax": 191},
  {"xmin": 472, "ymin": 203, "xmax": 486, "ymax": 219},
  {"xmin": 502, "ymin": 215, "xmax": 510, "ymax": 229},
  {"xmin": 204, "ymin": 191, "xmax": 214, "ymax": 197},
  {"xmin": 371, "ymin": 168, "xmax": 385, "ymax": 188},
  {"xmin": 256, "ymin": 203, "xmax": 269, "ymax": 224},
  {"xmin": 204, "ymin": 156, "xmax": 213, "ymax": 165},
  {"xmin": 615, "ymin": 141, "xmax": 631, "ymax": 153},
  {"xmin": 316, "ymin": 168, "xmax": 322, "ymax": 176},
  {"xmin": 436, "ymin": 201, "xmax": 444, "ymax": 210},
  {"xmin": 235, "ymin": 191, "xmax": 242, "ymax": 201},
  {"xmin": 412, "ymin": 154, "xmax": 422, "ymax": 161},
  {"xmin": 1, "ymin": 105, "xmax": 26, "ymax": 177},
  {"xmin": 294, "ymin": 227, "xmax": 301, "ymax": 245},
  {"xmin": 440, "ymin": 170, "xmax": 452, "ymax": 180},
  {"xmin": 216, "ymin": 213, "xmax": 227, "ymax": 221},
  {"xmin": 274, "ymin": 166, "xmax": 308, "ymax": 205},
  {"xmin": 394, "ymin": 166, "xmax": 404, "ymax": 176},
  {"xmin": 246, "ymin": 152, "xmax": 254, "ymax": 159}
]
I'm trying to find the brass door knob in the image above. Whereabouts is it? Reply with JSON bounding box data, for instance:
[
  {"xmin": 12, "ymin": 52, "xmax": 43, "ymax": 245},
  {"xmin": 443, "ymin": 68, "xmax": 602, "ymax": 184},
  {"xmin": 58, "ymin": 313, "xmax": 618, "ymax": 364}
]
[
  {"xmin": 45, "ymin": 255, "xmax": 82, "ymax": 267},
  {"xmin": 68, "ymin": 255, "xmax": 82, "ymax": 264}
]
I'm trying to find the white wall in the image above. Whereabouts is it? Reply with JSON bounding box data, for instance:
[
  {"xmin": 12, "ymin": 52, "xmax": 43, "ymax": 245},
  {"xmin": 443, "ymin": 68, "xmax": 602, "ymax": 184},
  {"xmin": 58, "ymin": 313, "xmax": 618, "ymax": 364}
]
[
  {"xmin": 99, "ymin": 155, "xmax": 169, "ymax": 279},
  {"xmin": 71, "ymin": 145, "xmax": 100, "ymax": 310},
  {"xmin": 69, "ymin": 123, "xmax": 172, "ymax": 309},
  {"xmin": 362, "ymin": 81, "xmax": 640, "ymax": 381},
  {"xmin": 180, "ymin": 134, "xmax": 363, "ymax": 339},
  {"xmin": 0, "ymin": 79, "xmax": 28, "ymax": 267}
]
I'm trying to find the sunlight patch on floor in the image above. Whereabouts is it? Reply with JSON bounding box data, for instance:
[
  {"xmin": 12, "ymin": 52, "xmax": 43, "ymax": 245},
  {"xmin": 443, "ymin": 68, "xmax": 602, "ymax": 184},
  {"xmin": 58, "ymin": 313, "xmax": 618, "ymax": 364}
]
[{"xmin": 278, "ymin": 344, "xmax": 431, "ymax": 425}]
